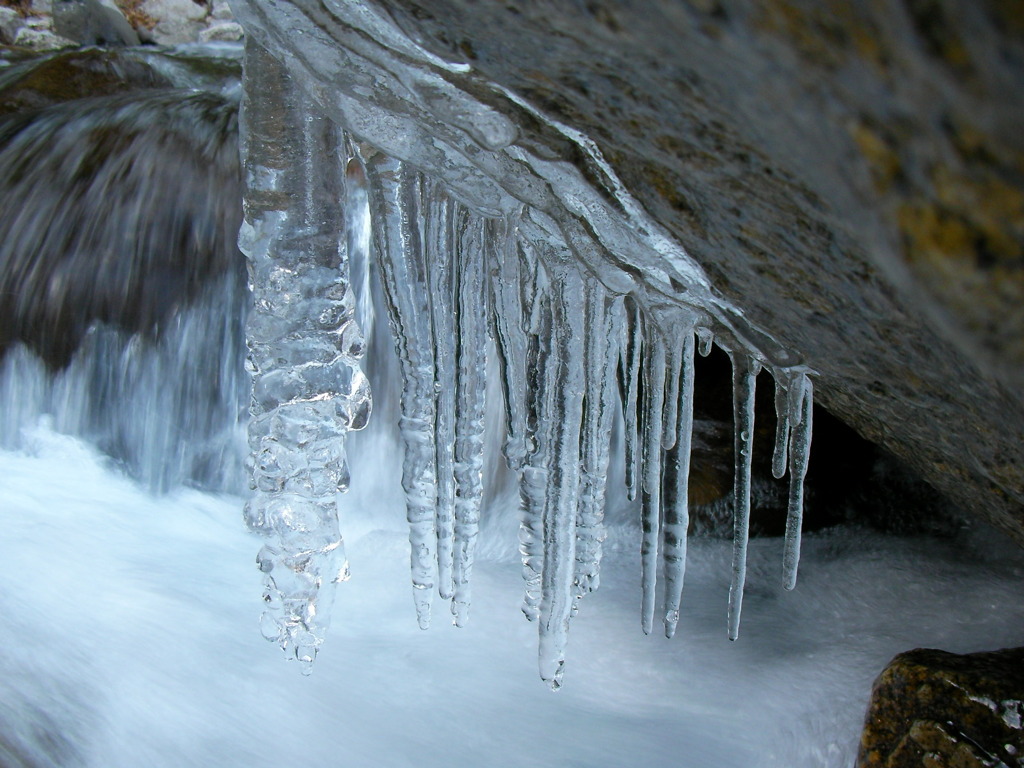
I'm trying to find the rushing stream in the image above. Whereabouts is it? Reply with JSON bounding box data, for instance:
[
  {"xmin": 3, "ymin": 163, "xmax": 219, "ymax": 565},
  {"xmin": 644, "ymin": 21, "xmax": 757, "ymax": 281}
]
[{"xmin": 0, "ymin": 39, "xmax": 1022, "ymax": 768}]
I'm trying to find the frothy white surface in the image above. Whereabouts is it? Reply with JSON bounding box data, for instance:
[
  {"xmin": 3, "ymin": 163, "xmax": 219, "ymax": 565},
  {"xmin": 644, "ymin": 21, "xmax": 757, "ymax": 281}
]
[{"xmin": 2, "ymin": 424, "xmax": 1021, "ymax": 768}]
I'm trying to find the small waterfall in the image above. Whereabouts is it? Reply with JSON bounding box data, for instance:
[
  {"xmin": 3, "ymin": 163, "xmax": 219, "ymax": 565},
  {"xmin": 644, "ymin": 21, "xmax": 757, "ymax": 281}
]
[{"xmin": 0, "ymin": 45, "xmax": 247, "ymax": 493}]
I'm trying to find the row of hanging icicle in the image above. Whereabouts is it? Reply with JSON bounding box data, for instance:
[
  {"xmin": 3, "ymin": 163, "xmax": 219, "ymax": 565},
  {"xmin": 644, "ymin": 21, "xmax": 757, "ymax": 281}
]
[
  {"xmin": 362, "ymin": 155, "xmax": 813, "ymax": 688},
  {"xmin": 238, "ymin": 48, "xmax": 814, "ymax": 687}
]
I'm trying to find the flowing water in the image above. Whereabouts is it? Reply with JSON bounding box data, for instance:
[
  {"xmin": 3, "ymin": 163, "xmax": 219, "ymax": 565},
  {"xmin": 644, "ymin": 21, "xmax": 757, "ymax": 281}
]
[{"xmin": 0, "ymin": 43, "xmax": 1022, "ymax": 768}]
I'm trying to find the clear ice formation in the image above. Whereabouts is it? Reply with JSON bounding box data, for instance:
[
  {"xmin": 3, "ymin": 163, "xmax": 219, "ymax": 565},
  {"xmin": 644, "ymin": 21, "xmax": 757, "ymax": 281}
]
[
  {"xmin": 238, "ymin": 42, "xmax": 371, "ymax": 672},
  {"xmin": 233, "ymin": 1, "xmax": 815, "ymax": 685}
]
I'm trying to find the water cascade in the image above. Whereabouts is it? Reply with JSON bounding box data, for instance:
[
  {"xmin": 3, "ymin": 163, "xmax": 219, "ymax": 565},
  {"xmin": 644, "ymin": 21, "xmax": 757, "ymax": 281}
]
[
  {"xmin": 232, "ymin": 3, "xmax": 815, "ymax": 685},
  {"xmin": 0, "ymin": 45, "xmax": 247, "ymax": 493}
]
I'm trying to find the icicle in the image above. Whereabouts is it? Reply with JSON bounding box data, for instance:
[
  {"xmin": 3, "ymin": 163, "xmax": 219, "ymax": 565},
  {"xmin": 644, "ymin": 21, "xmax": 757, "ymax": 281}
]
[
  {"xmin": 573, "ymin": 286, "xmax": 622, "ymax": 603},
  {"xmin": 662, "ymin": 326, "xmax": 696, "ymax": 638},
  {"xmin": 346, "ymin": 151, "xmax": 374, "ymax": 347},
  {"xmin": 487, "ymin": 213, "xmax": 529, "ymax": 472},
  {"xmin": 536, "ymin": 264, "xmax": 586, "ymax": 689},
  {"xmin": 639, "ymin": 326, "xmax": 667, "ymax": 636},
  {"xmin": 771, "ymin": 377, "xmax": 790, "ymax": 480},
  {"xmin": 620, "ymin": 298, "xmax": 643, "ymax": 501},
  {"xmin": 424, "ymin": 182, "xmax": 457, "ymax": 601},
  {"xmin": 239, "ymin": 41, "xmax": 369, "ymax": 672},
  {"xmin": 783, "ymin": 375, "xmax": 813, "ymax": 590},
  {"xmin": 696, "ymin": 327, "xmax": 714, "ymax": 357},
  {"xmin": 517, "ymin": 239, "xmax": 549, "ymax": 622},
  {"xmin": 661, "ymin": 320, "xmax": 686, "ymax": 451},
  {"xmin": 451, "ymin": 205, "xmax": 488, "ymax": 627},
  {"xmin": 727, "ymin": 352, "xmax": 760, "ymax": 641},
  {"xmin": 365, "ymin": 155, "xmax": 437, "ymax": 629}
]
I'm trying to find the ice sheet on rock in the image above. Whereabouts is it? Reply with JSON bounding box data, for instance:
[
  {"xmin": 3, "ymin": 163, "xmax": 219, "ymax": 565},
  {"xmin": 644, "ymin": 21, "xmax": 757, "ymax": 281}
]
[
  {"xmin": 365, "ymin": 154, "xmax": 438, "ymax": 629},
  {"xmin": 239, "ymin": 40, "xmax": 369, "ymax": 672}
]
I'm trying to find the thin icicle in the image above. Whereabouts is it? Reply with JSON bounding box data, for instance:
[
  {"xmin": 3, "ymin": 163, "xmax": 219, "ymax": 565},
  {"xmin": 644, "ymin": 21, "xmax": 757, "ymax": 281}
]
[
  {"xmin": 537, "ymin": 265, "xmax": 586, "ymax": 689},
  {"xmin": 365, "ymin": 155, "xmax": 437, "ymax": 629},
  {"xmin": 662, "ymin": 326, "xmax": 696, "ymax": 638},
  {"xmin": 639, "ymin": 326, "xmax": 667, "ymax": 636},
  {"xmin": 620, "ymin": 298, "xmax": 643, "ymax": 502},
  {"xmin": 451, "ymin": 205, "xmax": 488, "ymax": 627},
  {"xmin": 783, "ymin": 375, "xmax": 813, "ymax": 590},
  {"xmin": 345, "ymin": 152, "xmax": 374, "ymax": 347},
  {"xmin": 518, "ymin": 239, "xmax": 549, "ymax": 622},
  {"xmin": 727, "ymin": 352, "xmax": 760, "ymax": 641},
  {"xmin": 424, "ymin": 182, "xmax": 456, "ymax": 601},
  {"xmin": 487, "ymin": 213, "xmax": 529, "ymax": 472},
  {"xmin": 771, "ymin": 377, "xmax": 790, "ymax": 480},
  {"xmin": 573, "ymin": 285, "xmax": 622, "ymax": 605}
]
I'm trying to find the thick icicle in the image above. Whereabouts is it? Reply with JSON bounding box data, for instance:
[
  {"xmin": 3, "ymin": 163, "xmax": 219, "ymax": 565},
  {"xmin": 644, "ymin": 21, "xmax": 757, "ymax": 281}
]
[
  {"xmin": 365, "ymin": 155, "xmax": 437, "ymax": 629},
  {"xmin": 517, "ymin": 239, "xmax": 549, "ymax": 622},
  {"xmin": 536, "ymin": 264, "xmax": 587, "ymax": 689},
  {"xmin": 662, "ymin": 326, "xmax": 696, "ymax": 638},
  {"xmin": 573, "ymin": 285, "xmax": 622, "ymax": 603},
  {"xmin": 487, "ymin": 213, "xmax": 529, "ymax": 472},
  {"xmin": 639, "ymin": 326, "xmax": 667, "ymax": 636},
  {"xmin": 451, "ymin": 205, "xmax": 488, "ymax": 626},
  {"xmin": 783, "ymin": 375, "xmax": 813, "ymax": 590},
  {"xmin": 424, "ymin": 183, "xmax": 457, "ymax": 601},
  {"xmin": 727, "ymin": 352, "xmax": 760, "ymax": 641},
  {"xmin": 620, "ymin": 299, "xmax": 643, "ymax": 502},
  {"xmin": 239, "ymin": 41, "xmax": 370, "ymax": 672}
]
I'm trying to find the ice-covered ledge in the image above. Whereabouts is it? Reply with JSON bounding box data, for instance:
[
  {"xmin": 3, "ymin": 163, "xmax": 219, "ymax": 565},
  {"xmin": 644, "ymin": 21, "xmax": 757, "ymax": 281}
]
[
  {"xmin": 229, "ymin": 0, "xmax": 805, "ymax": 368},
  {"xmin": 230, "ymin": 0, "xmax": 1024, "ymax": 548}
]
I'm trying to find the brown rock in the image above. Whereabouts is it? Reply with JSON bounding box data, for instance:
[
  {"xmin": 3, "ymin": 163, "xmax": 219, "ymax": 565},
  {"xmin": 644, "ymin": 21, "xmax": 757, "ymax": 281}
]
[{"xmin": 858, "ymin": 647, "xmax": 1024, "ymax": 767}]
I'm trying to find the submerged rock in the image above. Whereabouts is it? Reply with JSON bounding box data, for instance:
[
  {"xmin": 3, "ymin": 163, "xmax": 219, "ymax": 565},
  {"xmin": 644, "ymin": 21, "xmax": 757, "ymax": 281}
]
[{"xmin": 858, "ymin": 647, "xmax": 1024, "ymax": 767}]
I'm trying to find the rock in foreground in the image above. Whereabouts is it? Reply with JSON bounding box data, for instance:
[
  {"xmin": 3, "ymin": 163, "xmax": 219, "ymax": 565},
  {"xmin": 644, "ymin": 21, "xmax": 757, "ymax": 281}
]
[{"xmin": 858, "ymin": 647, "xmax": 1024, "ymax": 767}]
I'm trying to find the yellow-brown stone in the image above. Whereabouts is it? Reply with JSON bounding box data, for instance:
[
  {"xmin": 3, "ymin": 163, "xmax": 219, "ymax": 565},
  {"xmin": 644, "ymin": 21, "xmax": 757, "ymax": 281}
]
[{"xmin": 858, "ymin": 647, "xmax": 1024, "ymax": 767}]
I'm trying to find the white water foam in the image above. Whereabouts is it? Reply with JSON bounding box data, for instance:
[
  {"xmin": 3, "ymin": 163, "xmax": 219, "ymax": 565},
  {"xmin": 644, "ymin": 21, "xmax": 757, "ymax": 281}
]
[{"xmin": 2, "ymin": 422, "xmax": 1021, "ymax": 768}]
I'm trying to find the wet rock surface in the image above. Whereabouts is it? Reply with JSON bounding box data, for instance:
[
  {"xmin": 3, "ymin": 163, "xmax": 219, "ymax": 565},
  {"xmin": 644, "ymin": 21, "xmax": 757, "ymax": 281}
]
[
  {"xmin": 858, "ymin": 647, "xmax": 1024, "ymax": 767},
  {"xmin": 360, "ymin": 0, "xmax": 1024, "ymax": 544},
  {"xmin": 0, "ymin": 48, "xmax": 243, "ymax": 368}
]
